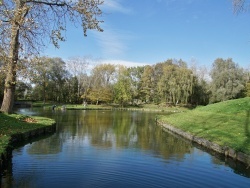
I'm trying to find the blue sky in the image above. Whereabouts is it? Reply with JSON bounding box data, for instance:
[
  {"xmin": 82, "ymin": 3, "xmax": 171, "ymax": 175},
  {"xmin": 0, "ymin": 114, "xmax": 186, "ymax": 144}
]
[{"xmin": 44, "ymin": 0, "xmax": 250, "ymax": 68}]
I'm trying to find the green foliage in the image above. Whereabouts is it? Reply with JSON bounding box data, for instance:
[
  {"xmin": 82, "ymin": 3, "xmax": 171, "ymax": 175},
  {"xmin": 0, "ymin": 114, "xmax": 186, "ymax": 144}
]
[
  {"xmin": 157, "ymin": 59, "xmax": 194, "ymax": 105},
  {"xmin": 159, "ymin": 97, "xmax": 250, "ymax": 154},
  {"xmin": 0, "ymin": 112, "xmax": 55, "ymax": 155},
  {"xmin": 83, "ymin": 64, "xmax": 116, "ymax": 104},
  {"xmin": 140, "ymin": 65, "xmax": 155, "ymax": 102},
  {"xmin": 24, "ymin": 57, "xmax": 248, "ymax": 107},
  {"xmin": 86, "ymin": 87, "xmax": 113, "ymax": 104},
  {"xmin": 15, "ymin": 81, "xmax": 32, "ymax": 100},
  {"xmin": 246, "ymin": 82, "xmax": 250, "ymax": 97},
  {"xmin": 30, "ymin": 57, "xmax": 69, "ymax": 103},
  {"xmin": 210, "ymin": 58, "xmax": 246, "ymax": 103},
  {"xmin": 114, "ymin": 66, "xmax": 132, "ymax": 107},
  {"xmin": 190, "ymin": 78, "xmax": 210, "ymax": 105},
  {"xmin": 91, "ymin": 64, "xmax": 116, "ymax": 87},
  {"xmin": 0, "ymin": 0, "xmax": 103, "ymax": 113},
  {"xmin": 128, "ymin": 66, "xmax": 144, "ymax": 102},
  {"xmin": 0, "ymin": 134, "xmax": 10, "ymax": 154}
]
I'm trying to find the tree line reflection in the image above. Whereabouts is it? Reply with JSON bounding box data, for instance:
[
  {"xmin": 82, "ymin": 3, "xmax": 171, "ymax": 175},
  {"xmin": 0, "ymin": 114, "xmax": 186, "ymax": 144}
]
[{"xmin": 27, "ymin": 110, "xmax": 192, "ymax": 162}]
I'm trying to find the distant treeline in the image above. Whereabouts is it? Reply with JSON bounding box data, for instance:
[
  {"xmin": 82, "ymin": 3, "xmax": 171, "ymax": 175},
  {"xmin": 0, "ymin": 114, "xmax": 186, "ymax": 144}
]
[{"xmin": 0, "ymin": 57, "xmax": 249, "ymax": 106}]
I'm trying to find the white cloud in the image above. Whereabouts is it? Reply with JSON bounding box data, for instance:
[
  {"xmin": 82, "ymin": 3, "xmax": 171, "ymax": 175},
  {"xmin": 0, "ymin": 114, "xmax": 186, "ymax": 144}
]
[
  {"xmin": 97, "ymin": 59, "xmax": 148, "ymax": 67},
  {"xmin": 76, "ymin": 58, "xmax": 148, "ymax": 74},
  {"xmin": 102, "ymin": 0, "xmax": 132, "ymax": 14},
  {"xmin": 94, "ymin": 28, "xmax": 127, "ymax": 57},
  {"xmin": 92, "ymin": 1, "xmax": 134, "ymax": 58}
]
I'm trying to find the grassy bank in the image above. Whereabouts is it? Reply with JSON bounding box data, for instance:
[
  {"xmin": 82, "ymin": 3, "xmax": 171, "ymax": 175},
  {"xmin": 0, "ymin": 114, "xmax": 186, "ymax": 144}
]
[
  {"xmin": 32, "ymin": 101, "xmax": 189, "ymax": 112},
  {"xmin": 0, "ymin": 113, "xmax": 55, "ymax": 155},
  {"xmin": 158, "ymin": 97, "xmax": 250, "ymax": 155}
]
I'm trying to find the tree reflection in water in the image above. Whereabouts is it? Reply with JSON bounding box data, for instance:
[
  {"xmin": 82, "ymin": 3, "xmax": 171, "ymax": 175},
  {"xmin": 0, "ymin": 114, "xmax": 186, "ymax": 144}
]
[{"xmin": 1, "ymin": 109, "xmax": 250, "ymax": 188}]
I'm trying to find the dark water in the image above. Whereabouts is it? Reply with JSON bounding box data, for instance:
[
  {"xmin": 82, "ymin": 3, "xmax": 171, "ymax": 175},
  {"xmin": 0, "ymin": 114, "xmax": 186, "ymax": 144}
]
[{"xmin": 1, "ymin": 108, "xmax": 250, "ymax": 188}]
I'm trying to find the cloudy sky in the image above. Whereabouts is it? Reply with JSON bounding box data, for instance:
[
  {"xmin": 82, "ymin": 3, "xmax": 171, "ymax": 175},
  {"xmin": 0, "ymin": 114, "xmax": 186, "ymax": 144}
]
[{"xmin": 44, "ymin": 0, "xmax": 250, "ymax": 68}]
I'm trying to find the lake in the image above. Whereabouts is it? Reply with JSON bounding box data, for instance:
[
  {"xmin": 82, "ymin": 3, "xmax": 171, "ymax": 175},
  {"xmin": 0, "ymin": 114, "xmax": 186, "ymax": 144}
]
[{"xmin": 1, "ymin": 108, "xmax": 250, "ymax": 187}]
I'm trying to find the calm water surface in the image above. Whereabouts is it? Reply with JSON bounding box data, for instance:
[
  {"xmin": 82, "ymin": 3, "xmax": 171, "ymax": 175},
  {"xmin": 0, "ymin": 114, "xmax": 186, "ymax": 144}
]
[{"xmin": 1, "ymin": 108, "xmax": 250, "ymax": 187}]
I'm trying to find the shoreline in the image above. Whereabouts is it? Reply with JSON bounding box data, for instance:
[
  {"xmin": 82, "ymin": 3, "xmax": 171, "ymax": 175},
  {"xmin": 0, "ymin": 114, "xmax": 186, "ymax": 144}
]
[
  {"xmin": 157, "ymin": 120, "xmax": 250, "ymax": 167},
  {"xmin": 65, "ymin": 107, "xmax": 180, "ymax": 113},
  {"xmin": 0, "ymin": 123, "xmax": 56, "ymax": 173}
]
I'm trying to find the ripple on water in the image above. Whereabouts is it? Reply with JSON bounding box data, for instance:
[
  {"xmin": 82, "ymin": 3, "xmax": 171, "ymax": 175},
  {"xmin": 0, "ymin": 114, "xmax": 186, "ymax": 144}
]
[
  {"xmin": 5, "ymin": 110, "xmax": 250, "ymax": 188},
  {"xmin": 11, "ymin": 146, "xmax": 249, "ymax": 188}
]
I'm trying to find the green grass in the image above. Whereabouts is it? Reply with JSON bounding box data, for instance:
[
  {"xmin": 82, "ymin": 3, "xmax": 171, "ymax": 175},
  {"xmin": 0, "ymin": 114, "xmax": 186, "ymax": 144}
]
[
  {"xmin": 0, "ymin": 112, "xmax": 55, "ymax": 155},
  {"xmin": 66, "ymin": 104, "xmax": 113, "ymax": 109},
  {"xmin": 31, "ymin": 101, "xmax": 113, "ymax": 110},
  {"xmin": 41, "ymin": 102, "xmax": 189, "ymax": 112},
  {"xmin": 31, "ymin": 100, "xmax": 190, "ymax": 112},
  {"xmin": 158, "ymin": 97, "xmax": 250, "ymax": 155}
]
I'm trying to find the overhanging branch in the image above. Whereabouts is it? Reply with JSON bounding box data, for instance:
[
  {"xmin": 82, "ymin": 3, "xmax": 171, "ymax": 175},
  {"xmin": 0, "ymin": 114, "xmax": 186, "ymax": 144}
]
[{"xmin": 26, "ymin": 0, "xmax": 67, "ymax": 7}]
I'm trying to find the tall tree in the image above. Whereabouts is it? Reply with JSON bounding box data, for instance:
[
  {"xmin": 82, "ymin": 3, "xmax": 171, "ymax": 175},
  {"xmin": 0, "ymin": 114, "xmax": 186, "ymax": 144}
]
[
  {"xmin": 113, "ymin": 66, "xmax": 132, "ymax": 107},
  {"xmin": 48, "ymin": 57, "xmax": 69, "ymax": 102},
  {"xmin": 127, "ymin": 66, "xmax": 144, "ymax": 104},
  {"xmin": 0, "ymin": 0, "xmax": 103, "ymax": 113},
  {"xmin": 66, "ymin": 57, "xmax": 89, "ymax": 103},
  {"xmin": 86, "ymin": 64, "xmax": 116, "ymax": 104},
  {"xmin": 210, "ymin": 58, "xmax": 246, "ymax": 102},
  {"xmin": 140, "ymin": 65, "xmax": 155, "ymax": 103},
  {"xmin": 86, "ymin": 87, "xmax": 113, "ymax": 105},
  {"xmin": 80, "ymin": 73, "xmax": 92, "ymax": 103},
  {"xmin": 244, "ymin": 68, "xmax": 250, "ymax": 97},
  {"xmin": 29, "ymin": 57, "xmax": 69, "ymax": 103},
  {"xmin": 91, "ymin": 63, "xmax": 116, "ymax": 88},
  {"xmin": 15, "ymin": 80, "xmax": 32, "ymax": 100},
  {"xmin": 157, "ymin": 59, "xmax": 194, "ymax": 105},
  {"xmin": 246, "ymin": 82, "xmax": 250, "ymax": 97},
  {"xmin": 29, "ymin": 57, "xmax": 51, "ymax": 103}
]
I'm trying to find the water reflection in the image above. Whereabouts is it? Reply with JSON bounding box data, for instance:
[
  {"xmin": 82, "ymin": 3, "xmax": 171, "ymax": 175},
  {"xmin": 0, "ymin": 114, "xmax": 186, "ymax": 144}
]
[
  {"xmin": 25, "ymin": 110, "xmax": 192, "ymax": 161},
  {"xmin": 1, "ymin": 109, "xmax": 250, "ymax": 187}
]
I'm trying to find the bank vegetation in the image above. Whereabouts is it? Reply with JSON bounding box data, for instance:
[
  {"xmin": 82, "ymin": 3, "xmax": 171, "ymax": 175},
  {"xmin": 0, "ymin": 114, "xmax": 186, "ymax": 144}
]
[
  {"xmin": 0, "ymin": 112, "xmax": 55, "ymax": 156},
  {"xmin": 158, "ymin": 97, "xmax": 250, "ymax": 156},
  {"xmin": 1, "ymin": 57, "xmax": 249, "ymax": 109}
]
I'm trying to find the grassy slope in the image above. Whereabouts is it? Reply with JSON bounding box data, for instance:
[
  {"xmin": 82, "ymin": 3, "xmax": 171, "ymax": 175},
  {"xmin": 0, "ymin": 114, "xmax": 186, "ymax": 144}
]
[
  {"xmin": 0, "ymin": 113, "xmax": 55, "ymax": 154},
  {"xmin": 159, "ymin": 97, "xmax": 250, "ymax": 154}
]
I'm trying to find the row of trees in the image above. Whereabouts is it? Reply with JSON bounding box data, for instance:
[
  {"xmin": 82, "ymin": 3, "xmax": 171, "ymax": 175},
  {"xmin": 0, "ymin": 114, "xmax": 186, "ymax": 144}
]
[
  {"xmin": 0, "ymin": 0, "xmax": 103, "ymax": 113},
  {"xmin": 0, "ymin": 0, "xmax": 248, "ymax": 113},
  {"xmin": 1, "ymin": 57, "xmax": 249, "ymax": 107}
]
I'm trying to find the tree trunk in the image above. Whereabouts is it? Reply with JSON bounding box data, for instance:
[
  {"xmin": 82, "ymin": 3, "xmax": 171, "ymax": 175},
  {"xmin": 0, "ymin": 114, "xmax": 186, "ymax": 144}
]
[
  {"xmin": 1, "ymin": 40, "xmax": 19, "ymax": 113},
  {"xmin": 0, "ymin": 2, "xmax": 21, "ymax": 113},
  {"xmin": 43, "ymin": 75, "xmax": 46, "ymax": 104},
  {"xmin": 1, "ymin": 51, "xmax": 19, "ymax": 113},
  {"xmin": 1, "ymin": 86, "xmax": 16, "ymax": 114}
]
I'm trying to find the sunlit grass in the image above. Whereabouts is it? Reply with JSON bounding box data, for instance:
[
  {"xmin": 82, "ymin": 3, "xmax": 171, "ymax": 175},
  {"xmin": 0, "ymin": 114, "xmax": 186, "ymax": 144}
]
[
  {"xmin": 0, "ymin": 112, "xmax": 55, "ymax": 155},
  {"xmin": 158, "ymin": 97, "xmax": 250, "ymax": 154},
  {"xmin": 41, "ymin": 102, "xmax": 189, "ymax": 112},
  {"xmin": 31, "ymin": 101, "xmax": 190, "ymax": 112}
]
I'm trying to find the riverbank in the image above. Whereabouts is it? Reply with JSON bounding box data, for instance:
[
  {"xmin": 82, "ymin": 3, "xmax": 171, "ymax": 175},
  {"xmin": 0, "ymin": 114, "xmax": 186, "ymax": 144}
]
[
  {"xmin": 0, "ymin": 113, "xmax": 56, "ymax": 170},
  {"xmin": 32, "ymin": 102, "xmax": 189, "ymax": 113},
  {"xmin": 157, "ymin": 97, "xmax": 250, "ymax": 166}
]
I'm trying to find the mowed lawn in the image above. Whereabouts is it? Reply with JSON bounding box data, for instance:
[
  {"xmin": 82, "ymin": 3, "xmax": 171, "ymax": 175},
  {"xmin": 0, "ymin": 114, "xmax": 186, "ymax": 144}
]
[
  {"xmin": 0, "ymin": 113, "xmax": 55, "ymax": 154},
  {"xmin": 158, "ymin": 97, "xmax": 250, "ymax": 155}
]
